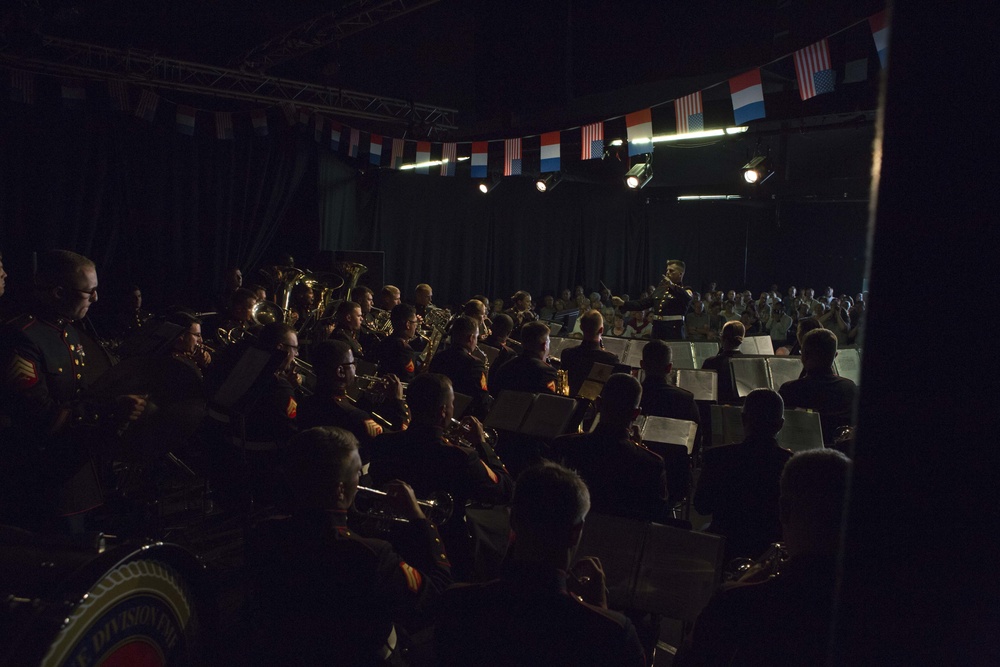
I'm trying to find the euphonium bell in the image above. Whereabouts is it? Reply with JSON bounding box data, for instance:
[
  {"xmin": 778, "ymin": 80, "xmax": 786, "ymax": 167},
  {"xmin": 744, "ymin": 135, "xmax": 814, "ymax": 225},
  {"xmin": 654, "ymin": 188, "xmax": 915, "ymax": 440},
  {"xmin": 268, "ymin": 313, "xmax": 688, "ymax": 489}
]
[
  {"xmin": 354, "ymin": 486, "xmax": 454, "ymax": 525},
  {"xmin": 251, "ymin": 300, "xmax": 285, "ymax": 326}
]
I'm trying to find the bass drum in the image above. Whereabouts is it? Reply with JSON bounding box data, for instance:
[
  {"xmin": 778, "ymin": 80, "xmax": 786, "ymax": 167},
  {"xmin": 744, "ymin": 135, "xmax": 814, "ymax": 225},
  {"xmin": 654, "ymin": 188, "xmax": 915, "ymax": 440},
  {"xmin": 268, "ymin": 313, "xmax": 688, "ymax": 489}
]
[{"xmin": 0, "ymin": 527, "xmax": 206, "ymax": 667}]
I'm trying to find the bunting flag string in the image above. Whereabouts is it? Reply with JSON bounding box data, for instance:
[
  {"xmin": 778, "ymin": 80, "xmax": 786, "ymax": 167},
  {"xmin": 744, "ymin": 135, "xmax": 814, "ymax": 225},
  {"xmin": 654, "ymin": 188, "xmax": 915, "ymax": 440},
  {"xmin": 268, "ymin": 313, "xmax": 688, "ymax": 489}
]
[{"xmin": 0, "ymin": 9, "xmax": 884, "ymax": 173}]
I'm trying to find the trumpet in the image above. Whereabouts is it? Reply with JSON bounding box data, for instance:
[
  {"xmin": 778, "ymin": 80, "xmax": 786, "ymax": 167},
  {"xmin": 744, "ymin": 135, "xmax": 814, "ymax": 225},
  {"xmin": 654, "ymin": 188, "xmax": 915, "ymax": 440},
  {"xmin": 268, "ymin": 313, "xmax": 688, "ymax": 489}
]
[
  {"xmin": 355, "ymin": 485, "xmax": 454, "ymax": 525},
  {"xmin": 356, "ymin": 373, "xmax": 394, "ymax": 392}
]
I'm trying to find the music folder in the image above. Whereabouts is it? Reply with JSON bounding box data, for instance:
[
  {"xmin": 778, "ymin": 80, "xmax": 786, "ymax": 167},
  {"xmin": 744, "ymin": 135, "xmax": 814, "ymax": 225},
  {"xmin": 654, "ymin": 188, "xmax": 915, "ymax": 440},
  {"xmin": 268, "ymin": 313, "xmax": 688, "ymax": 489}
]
[
  {"xmin": 675, "ymin": 369, "xmax": 718, "ymax": 402},
  {"xmin": 484, "ymin": 391, "xmax": 578, "ymax": 438},
  {"xmin": 635, "ymin": 415, "xmax": 699, "ymax": 454}
]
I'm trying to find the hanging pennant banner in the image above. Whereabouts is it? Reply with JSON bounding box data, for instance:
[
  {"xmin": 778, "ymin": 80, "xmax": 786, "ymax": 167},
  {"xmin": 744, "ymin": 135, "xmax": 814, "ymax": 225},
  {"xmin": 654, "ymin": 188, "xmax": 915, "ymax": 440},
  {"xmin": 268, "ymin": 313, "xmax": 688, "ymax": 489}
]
[
  {"xmin": 540, "ymin": 132, "xmax": 560, "ymax": 173},
  {"xmin": 794, "ymin": 39, "xmax": 835, "ymax": 100},
  {"xmin": 625, "ymin": 109, "xmax": 652, "ymax": 156},
  {"xmin": 581, "ymin": 122, "xmax": 604, "ymax": 160},
  {"xmin": 729, "ymin": 69, "xmax": 766, "ymax": 125}
]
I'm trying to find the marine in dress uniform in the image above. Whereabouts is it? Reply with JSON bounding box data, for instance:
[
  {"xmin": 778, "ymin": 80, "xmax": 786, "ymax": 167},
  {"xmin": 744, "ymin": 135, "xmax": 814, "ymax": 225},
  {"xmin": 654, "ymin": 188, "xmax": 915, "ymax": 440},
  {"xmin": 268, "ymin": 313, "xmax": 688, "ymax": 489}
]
[
  {"xmin": 428, "ymin": 316, "xmax": 493, "ymax": 420},
  {"xmin": 618, "ymin": 260, "xmax": 694, "ymax": 340},
  {"xmin": 376, "ymin": 303, "xmax": 423, "ymax": 382},
  {"xmin": 490, "ymin": 321, "xmax": 558, "ymax": 397}
]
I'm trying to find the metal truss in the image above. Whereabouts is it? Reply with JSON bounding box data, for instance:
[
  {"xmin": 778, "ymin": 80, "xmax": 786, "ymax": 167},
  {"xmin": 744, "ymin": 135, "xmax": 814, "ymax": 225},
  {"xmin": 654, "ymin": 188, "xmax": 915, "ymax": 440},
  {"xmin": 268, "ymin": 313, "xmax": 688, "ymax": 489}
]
[
  {"xmin": 0, "ymin": 34, "xmax": 458, "ymax": 133},
  {"xmin": 232, "ymin": 0, "xmax": 443, "ymax": 71}
]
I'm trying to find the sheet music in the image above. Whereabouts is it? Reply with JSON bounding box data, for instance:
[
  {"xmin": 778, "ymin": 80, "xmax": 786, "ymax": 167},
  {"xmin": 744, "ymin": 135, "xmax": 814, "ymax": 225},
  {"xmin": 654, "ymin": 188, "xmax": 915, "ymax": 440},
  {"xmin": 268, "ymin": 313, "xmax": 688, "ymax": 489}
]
[
  {"xmin": 778, "ymin": 409, "xmax": 824, "ymax": 452},
  {"xmin": 766, "ymin": 357, "xmax": 803, "ymax": 391},
  {"xmin": 640, "ymin": 416, "xmax": 698, "ymax": 454},
  {"xmin": 577, "ymin": 380, "xmax": 604, "ymax": 402},
  {"xmin": 834, "ymin": 348, "xmax": 862, "ymax": 385},
  {"xmin": 633, "ymin": 523, "xmax": 725, "ymax": 620},
  {"xmin": 691, "ymin": 342, "xmax": 720, "ymax": 369},
  {"xmin": 730, "ymin": 357, "xmax": 770, "ymax": 397},
  {"xmin": 483, "ymin": 391, "xmax": 535, "ymax": 432},
  {"xmin": 675, "ymin": 369, "xmax": 718, "ymax": 402},
  {"xmin": 710, "ymin": 404, "xmax": 745, "ymax": 445},
  {"xmin": 588, "ymin": 362, "xmax": 616, "ymax": 384},
  {"xmin": 521, "ymin": 394, "xmax": 579, "ymax": 438},
  {"xmin": 576, "ymin": 513, "xmax": 648, "ymax": 611},
  {"xmin": 622, "ymin": 340, "xmax": 649, "ymax": 368},
  {"xmin": 545, "ymin": 322, "xmax": 563, "ymax": 336},
  {"xmin": 740, "ymin": 335, "xmax": 774, "ymax": 355},
  {"xmin": 667, "ymin": 342, "xmax": 696, "ymax": 369},
  {"xmin": 601, "ymin": 337, "xmax": 628, "ymax": 360},
  {"xmin": 548, "ymin": 337, "xmax": 577, "ymax": 360}
]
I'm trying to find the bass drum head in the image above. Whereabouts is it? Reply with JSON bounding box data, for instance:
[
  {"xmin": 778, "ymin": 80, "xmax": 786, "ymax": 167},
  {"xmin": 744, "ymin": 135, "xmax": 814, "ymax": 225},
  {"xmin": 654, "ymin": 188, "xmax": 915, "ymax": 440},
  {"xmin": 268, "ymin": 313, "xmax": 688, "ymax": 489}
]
[{"xmin": 2, "ymin": 540, "xmax": 203, "ymax": 667}]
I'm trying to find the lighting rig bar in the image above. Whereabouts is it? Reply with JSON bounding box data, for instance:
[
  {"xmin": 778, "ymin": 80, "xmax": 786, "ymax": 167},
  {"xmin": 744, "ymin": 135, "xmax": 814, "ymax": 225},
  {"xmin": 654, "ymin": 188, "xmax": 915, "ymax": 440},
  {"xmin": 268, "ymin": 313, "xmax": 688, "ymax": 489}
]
[
  {"xmin": 233, "ymin": 0, "xmax": 443, "ymax": 71},
  {"xmin": 0, "ymin": 35, "xmax": 459, "ymax": 133}
]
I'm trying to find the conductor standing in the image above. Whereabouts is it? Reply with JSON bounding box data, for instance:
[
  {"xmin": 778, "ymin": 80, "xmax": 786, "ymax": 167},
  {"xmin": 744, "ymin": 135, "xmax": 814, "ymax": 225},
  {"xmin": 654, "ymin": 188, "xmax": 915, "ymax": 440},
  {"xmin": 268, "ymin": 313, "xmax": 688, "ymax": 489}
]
[{"xmin": 613, "ymin": 260, "xmax": 693, "ymax": 340}]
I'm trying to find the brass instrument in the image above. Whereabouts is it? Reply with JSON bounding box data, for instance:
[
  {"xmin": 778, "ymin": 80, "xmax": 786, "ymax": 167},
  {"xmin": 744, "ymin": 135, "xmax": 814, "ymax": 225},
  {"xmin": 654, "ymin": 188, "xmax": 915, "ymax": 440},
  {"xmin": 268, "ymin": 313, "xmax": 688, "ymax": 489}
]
[
  {"xmin": 554, "ymin": 368, "xmax": 570, "ymax": 396},
  {"xmin": 355, "ymin": 373, "xmax": 394, "ymax": 392},
  {"xmin": 445, "ymin": 418, "xmax": 499, "ymax": 450},
  {"xmin": 724, "ymin": 542, "xmax": 789, "ymax": 584},
  {"xmin": 216, "ymin": 324, "xmax": 253, "ymax": 347},
  {"xmin": 422, "ymin": 305, "xmax": 452, "ymax": 333},
  {"xmin": 335, "ymin": 261, "xmax": 368, "ymax": 304},
  {"xmin": 418, "ymin": 327, "xmax": 444, "ymax": 370},
  {"xmin": 369, "ymin": 308, "xmax": 393, "ymax": 335},
  {"xmin": 251, "ymin": 300, "xmax": 285, "ymax": 327},
  {"xmin": 355, "ymin": 486, "xmax": 454, "ymax": 526}
]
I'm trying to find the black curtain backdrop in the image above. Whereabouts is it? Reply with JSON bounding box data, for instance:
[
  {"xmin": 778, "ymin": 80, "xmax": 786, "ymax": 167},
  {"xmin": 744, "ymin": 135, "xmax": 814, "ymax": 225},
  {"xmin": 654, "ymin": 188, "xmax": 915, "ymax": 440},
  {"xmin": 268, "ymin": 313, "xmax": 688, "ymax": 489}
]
[{"xmin": 1, "ymin": 96, "xmax": 869, "ymax": 314}]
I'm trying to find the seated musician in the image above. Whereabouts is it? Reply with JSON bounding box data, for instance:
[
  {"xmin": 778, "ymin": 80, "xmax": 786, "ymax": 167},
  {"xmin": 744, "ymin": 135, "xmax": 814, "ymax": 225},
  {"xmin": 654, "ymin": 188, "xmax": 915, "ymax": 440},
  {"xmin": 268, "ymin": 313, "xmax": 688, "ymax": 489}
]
[
  {"xmin": 639, "ymin": 339, "xmax": 701, "ymax": 505},
  {"xmin": 490, "ymin": 321, "xmax": 558, "ymax": 397},
  {"xmin": 559, "ymin": 310, "xmax": 620, "ymax": 397},
  {"xmin": 213, "ymin": 266, "xmax": 243, "ymax": 313},
  {"xmin": 700, "ymin": 320, "xmax": 745, "ymax": 405},
  {"xmin": 288, "ymin": 281, "xmax": 314, "ymax": 330},
  {"xmin": 369, "ymin": 374, "xmax": 513, "ymax": 580},
  {"xmin": 375, "ymin": 303, "xmax": 424, "ymax": 382},
  {"xmin": 503, "ymin": 290, "xmax": 537, "ymax": 340},
  {"xmin": 778, "ymin": 328, "xmax": 859, "ymax": 445},
  {"xmin": 378, "ymin": 284, "xmax": 401, "ymax": 311},
  {"xmin": 167, "ymin": 311, "xmax": 212, "ymax": 375},
  {"xmin": 298, "ymin": 340, "xmax": 406, "ymax": 462},
  {"xmin": 549, "ymin": 374, "xmax": 673, "ymax": 525},
  {"xmin": 692, "ymin": 389, "xmax": 793, "ymax": 564},
  {"xmin": 247, "ymin": 427, "xmax": 451, "ymax": 667},
  {"xmin": 459, "ymin": 298, "xmax": 489, "ymax": 338},
  {"xmin": 212, "ymin": 287, "xmax": 257, "ymax": 347},
  {"xmin": 330, "ymin": 300, "xmax": 365, "ymax": 360},
  {"xmin": 676, "ymin": 449, "xmax": 851, "ymax": 666},
  {"xmin": 428, "ymin": 316, "xmax": 493, "ymax": 420},
  {"xmin": 435, "ymin": 461, "xmax": 645, "ymax": 667},
  {"xmin": 413, "ymin": 282, "xmax": 434, "ymax": 319},
  {"xmin": 482, "ymin": 313, "xmax": 517, "ymax": 388},
  {"xmin": 0, "ymin": 249, "xmax": 146, "ymax": 532}
]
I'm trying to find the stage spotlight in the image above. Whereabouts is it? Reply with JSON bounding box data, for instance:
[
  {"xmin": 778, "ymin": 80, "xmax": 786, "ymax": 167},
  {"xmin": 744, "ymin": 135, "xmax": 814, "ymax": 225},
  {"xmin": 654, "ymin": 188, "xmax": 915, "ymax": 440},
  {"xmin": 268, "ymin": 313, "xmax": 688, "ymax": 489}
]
[
  {"xmin": 624, "ymin": 160, "xmax": 653, "ymax": 190},
  {"xmin": 742, "ymin": 156, "xmax": 773, "ymax": 184},
  {"xmin": 535, "ymin": 172, "xmax": 562, "ymax": 193},
  {"xmin": 478, "ymin": 178, "xmax": 500, "ymax": 194}
]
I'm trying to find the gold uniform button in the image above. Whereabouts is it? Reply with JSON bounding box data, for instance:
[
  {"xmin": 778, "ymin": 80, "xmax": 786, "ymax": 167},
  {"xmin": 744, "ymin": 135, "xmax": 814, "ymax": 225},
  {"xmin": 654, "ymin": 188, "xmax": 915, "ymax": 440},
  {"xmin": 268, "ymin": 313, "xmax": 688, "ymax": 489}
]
[{"xmin": 76, "ymin": 374, "xmax": 82, "ymax": 380}]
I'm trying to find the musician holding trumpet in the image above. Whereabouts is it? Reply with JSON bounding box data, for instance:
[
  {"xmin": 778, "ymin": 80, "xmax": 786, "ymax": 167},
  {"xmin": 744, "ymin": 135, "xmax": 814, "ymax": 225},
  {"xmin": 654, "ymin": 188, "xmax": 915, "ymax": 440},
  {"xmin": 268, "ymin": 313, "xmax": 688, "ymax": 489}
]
[{"xmin": 611, "ymin": 259, "xmax": 693, "ymax": 341}]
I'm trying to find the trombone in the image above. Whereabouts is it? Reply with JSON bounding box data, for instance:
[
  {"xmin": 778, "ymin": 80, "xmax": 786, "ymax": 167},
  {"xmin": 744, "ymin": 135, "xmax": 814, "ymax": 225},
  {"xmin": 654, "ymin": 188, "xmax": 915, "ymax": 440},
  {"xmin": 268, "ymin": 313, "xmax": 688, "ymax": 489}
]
[{"xmin": 355, "ymin": 486, "xmax": 454, "ymax": 525}]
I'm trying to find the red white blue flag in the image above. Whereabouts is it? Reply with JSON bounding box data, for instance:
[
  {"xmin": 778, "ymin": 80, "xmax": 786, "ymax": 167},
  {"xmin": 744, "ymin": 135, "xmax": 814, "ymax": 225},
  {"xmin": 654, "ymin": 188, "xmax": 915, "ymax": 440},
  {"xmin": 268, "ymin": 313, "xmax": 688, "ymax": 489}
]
[
  {"xmin": 625, "ymin": 108, "xmax": 653, "ymax": 156},
  {"xmin": 250, "ymin": 109, "xmax": 268, "ymax": 136},
  {"xmin": 581, "ymin": 121, "xmax": 604, "ymax": 160},
  {"xmin": 540, "ymin": 131, "xmax": 560, "ymax": 173},
  {"xmin": 370, "ymin": 134, "xmax": 383, "ymax": 165},
  {"xmin": 794, "ymin": 39, "xmax": 835, "ymax": 100},
  {"xmin": 215, "ymin": 112, "xmax": 233, "ymax": 140},
  {"xmin": 674, "ymin": 92, "xmax": 704, "ymax": 133},
  {"xmin": 869, "ymin": 11, "xmax": 889, "ymax": 69},
  {"xmin": 441, "ymin": 142, "xmax": 456, "ymax": 176},
  {"xmin": 330, "ymin": 120, "xmax": 342, "ymax": 151},
  {"xmin": 349, "ymin": 128, "xmax": 360, "ymax": 158},
  {"xmin": 416, "ymin": 141, "xmax": 431, "ymax": 173},
  {"xmin": 471, "ymin": 141, "xmax": 488, "ymax": 178},
  {"xmin": 729, "ymin": 69, "xmax": 766, "ymax": 125},
  {"xmin": 176, "ymin": 105, "xmax": 196, "ymax": 135},
  {"xmin": 504, "ymin": 138, "xmax": 522, "ymax": 176}
]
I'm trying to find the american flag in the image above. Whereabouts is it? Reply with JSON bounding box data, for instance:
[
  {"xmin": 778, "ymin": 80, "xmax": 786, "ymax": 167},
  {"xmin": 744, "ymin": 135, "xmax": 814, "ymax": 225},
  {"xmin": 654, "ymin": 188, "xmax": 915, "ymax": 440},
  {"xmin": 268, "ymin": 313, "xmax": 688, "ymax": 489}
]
[
  {"xmin": 504, "ymin": 138, "xmax": 522, "ymax": 176},
  {"xmin": 794, "ymin": 39, "xmax": 835, "ymax": 101},
  {"xmin": 675, "ymin": 91, "xmax": 704, "ymax": 133},
  {"xmin": 581, "ymin": 121, "xmax": 604, "ymax": 160},
  {"xmin": 215, "ymin": 112, "xmax": 233, "ymax": 140},
  {"xmin": 135, "ymin": 90, "xmax": 159, "ymax": 122},
  {"xmin": 441, "ymin": 142, "xmax": 456, "ymax": 176},
  {"xmin": 391, "ymin": 139, "xmax": 404, "ymax": 169}
]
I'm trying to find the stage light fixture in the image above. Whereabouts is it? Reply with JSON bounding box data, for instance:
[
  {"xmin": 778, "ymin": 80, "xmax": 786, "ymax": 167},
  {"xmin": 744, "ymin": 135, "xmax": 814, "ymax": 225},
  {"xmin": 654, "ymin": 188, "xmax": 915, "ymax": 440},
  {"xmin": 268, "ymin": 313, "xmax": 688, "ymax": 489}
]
[
  {"xmin": 535, "ymin": 172, "xmax": 562, "ymax": 193},
  {"xmin": 742, "ymin": 156, "xmax": 773, "ymax": 184},
  {"xmin": 624, "ymin": 160, "xmax": 653, "ymax": 190},
  {"xmin": 478, "ymin": 178, "xmax": 500, "ymax": 194}
]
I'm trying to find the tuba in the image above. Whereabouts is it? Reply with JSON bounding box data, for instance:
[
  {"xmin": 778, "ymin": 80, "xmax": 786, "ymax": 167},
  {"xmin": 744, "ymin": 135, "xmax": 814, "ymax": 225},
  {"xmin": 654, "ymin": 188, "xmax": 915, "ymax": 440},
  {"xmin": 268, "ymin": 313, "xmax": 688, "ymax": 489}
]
[
  {"xmin": 336, "ymin": 261, "xmax": 368, "ymax": 304},
  {"xmin": 251, "ymin": 300, "xmax": 285, "ymax": 327}
]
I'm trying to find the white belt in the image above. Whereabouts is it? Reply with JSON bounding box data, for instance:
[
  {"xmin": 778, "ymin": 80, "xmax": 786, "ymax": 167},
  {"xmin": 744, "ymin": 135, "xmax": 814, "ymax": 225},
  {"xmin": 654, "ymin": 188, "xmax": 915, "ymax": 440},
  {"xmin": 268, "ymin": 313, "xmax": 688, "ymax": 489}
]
[{"xmin": 652, "ymin": 315, "xmax": 685, "ymax": 322}]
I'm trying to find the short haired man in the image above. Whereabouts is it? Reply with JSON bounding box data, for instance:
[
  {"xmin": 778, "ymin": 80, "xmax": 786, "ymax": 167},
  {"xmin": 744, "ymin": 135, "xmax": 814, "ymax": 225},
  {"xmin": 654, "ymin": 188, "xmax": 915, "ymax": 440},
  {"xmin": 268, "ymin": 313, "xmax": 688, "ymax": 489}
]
[
  {"xmin": 428, "ymin": 315, "xmax": 493, "ymax": 419},
  {"xmin": 613, "ymin": 260, "xmax": 694, "ymax": 340},
  {"xmin": 482, "ymin": 313, "xmax": 518, "ymax": 389},
  {"xmin": 413, "ymin": 283, "xmax": 434, "ymax": 318},
  {"xmin": 0, "ymin": 250, "xmax": 146, "ymax": 529},
  {"xmin": 298, "ymin": 340, "xmax": 406, "ymax": 460},
  {"xmin": 490, "ymin": 320, "xmax": 559, "ymax": 396},
  {"xmin": 331, "ymin": 300, "xmax": 365, "ymax": 360},
  {"xmin": 435, "ymin": 462, "xmax": 646, "ymax": 666},
  {"xmin": 247, "ymin": 427, "xmax": 451, "ymax": 665},
  {"xmin": 701, "ymin": 320, "xmax": 746, "ymax": 405},
  {"xmin": 692, "ymin": 388, "xmax": 793, "ymax": 562},
  {"xmin": 559, "ymin": 310, "xmax": 621, "ymax": 397},
  {"xmin": 551, "ymin": 374, "xmax": 672, "ymax": 523},
  {"xmin": 379, "ymin": 284, "xmax": 401, "ymax": 311},
  {"xmin": 375, "ymin": 303, "xmax": 423, "ymax": 381},
  {"xmin": 167, "ymin": 311, "xmax": 212, "ymax": 374},
  {"xmin": 678, "ymin": 449, "xmax": 851, "ymax": 666},
  {"xmin": 369, "ymin": 374, "xmax": 512, "ymax": 578},
  {"xmin": 504, "ymin": 290, "xmax": 537, "ymax": 340},
  {"xmin": 778, "ymin": 328, "xmax": 859, "ymax": 444}
]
